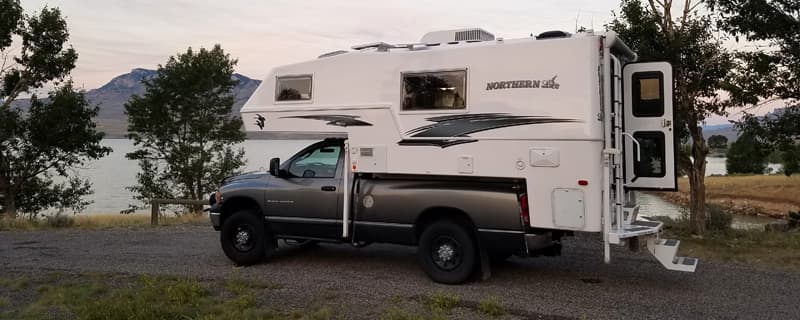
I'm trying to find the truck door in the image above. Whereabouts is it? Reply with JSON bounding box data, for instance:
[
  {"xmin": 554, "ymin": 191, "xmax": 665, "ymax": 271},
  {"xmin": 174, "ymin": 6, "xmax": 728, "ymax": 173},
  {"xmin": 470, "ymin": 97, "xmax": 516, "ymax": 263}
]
[
  {"xmin": 623, "ymin": 62, "xmax": 677, "ymax": 190},
  {"xmin": 265, "ymin": 141, "xmax": 344, "ymax": 239}
]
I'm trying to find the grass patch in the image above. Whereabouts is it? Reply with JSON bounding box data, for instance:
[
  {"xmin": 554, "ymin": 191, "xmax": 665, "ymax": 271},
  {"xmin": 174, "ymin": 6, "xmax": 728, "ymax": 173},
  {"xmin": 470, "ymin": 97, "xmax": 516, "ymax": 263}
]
[
  {"xmin": 658, "ymin": 212, "xmax": 800, "ymax": 270},
  {"xmin": 0, "ymin": 213, "xmax": 208, "ymax": 231},
  {"xmin": 381, "ymin": 306, "xmax": 425, "ymax": 320},
  {"xmin": 478, "ymin": 296, "xmax": 506, "ymax": 318},
  {"xmin": 0, "ymin": 295, "xmax": 9, "ymax": 308},
  {"xmin": 0, "ymin": 277, "xmax": 30, "ymax": 291},
  {"xmin": 2, "ymin": 275, "xmax": 280, "ymax": 320},
  {"xmin": 425, "ymin": 292, "xmax": 459, "ymax": 314}
]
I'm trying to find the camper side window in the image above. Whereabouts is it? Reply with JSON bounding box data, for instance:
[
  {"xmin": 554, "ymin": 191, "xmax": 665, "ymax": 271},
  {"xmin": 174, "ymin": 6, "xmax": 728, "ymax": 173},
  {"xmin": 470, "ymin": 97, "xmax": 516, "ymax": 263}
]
[
  {"xmin": 402, "ymin": 70, "xmax": 466, "ymax": 111},
  {"xmin": 276, "ymin": 75, "xmax": 313, "ymax": 102}
]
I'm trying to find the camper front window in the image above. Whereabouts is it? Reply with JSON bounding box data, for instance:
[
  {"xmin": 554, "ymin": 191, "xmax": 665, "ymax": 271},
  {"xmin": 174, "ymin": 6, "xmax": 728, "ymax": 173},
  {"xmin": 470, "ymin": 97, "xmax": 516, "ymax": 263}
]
[
  {"xmin": 276, "ymin": 75, "xmax": 312, "ymax": 102},
  {"xmin": 402, "ymin": 70, "xmax": 466, "ymax": 111}
]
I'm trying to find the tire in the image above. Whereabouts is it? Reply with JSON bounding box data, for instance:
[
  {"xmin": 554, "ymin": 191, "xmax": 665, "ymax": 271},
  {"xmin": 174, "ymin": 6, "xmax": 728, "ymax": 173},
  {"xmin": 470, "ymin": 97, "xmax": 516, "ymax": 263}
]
[
  {"xmin": 220, "ymin": 210, "xmax": 272, "ymax": 266},
  {"xmin": 417, "ymin": 220, "xmax": 478, "ymax": 284}
]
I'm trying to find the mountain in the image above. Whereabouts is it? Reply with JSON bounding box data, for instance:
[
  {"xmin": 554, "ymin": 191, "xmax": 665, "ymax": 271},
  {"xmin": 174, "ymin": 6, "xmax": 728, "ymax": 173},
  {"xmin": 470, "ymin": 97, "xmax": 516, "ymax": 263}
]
[
  {"xmin": 89, "ymin": 68, "xmax": 260, "ymax": 120},
  {"xmin": 12, "ymin": 68, "xmax": 261, "ymax": 138}
]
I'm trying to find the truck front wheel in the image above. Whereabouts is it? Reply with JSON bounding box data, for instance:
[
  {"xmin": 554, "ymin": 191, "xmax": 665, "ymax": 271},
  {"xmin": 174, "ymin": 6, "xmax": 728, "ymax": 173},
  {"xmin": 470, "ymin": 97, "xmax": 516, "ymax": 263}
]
[
  {"xmin": 221, "ymin": 210, "xmax": 270, "ymax": 266},
  {"xmin": 418, "ymin": 220, "xmax": 478, "ymax": 284}
]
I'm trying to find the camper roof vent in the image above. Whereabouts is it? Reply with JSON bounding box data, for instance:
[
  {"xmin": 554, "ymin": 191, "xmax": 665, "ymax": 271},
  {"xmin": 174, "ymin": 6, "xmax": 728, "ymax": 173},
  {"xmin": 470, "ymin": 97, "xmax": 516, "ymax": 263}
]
[
  {"xmin": 420, "ymin": 28, "xmax": 495, "ymax": 44},
  {"xmin": 536, "ymin": 30, "xmax": 572, "ymax": 40}
]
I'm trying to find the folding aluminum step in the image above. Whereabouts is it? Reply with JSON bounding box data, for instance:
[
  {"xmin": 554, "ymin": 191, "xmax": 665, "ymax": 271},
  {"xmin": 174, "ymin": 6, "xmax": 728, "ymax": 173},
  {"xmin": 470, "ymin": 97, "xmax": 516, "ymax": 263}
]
[
  {"xmin": 608, "ymin": 219, "xmax": 662, "ymax": 244},
  {"xmin": 646, "ymin": 237, "xmax": 698, "ymax": 272}
]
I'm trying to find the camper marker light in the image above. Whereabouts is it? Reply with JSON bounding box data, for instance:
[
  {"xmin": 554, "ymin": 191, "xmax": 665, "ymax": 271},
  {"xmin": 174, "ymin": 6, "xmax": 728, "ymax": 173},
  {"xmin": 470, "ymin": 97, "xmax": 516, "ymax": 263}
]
[{"xmin": 578, "ymin": 179, "xmax": 589, "ymax": 186}]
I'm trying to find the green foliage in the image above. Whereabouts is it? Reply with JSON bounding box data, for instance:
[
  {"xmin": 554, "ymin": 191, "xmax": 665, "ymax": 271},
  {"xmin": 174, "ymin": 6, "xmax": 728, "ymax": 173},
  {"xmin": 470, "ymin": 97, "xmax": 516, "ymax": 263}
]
[
  {"xmin": 726, "ymin": 133, "xmax": 768, "ymax": 174},
  {"xmin": 706, "ymin": 203, "xmax": 733, "ymax": 233},
  {"xmin": 738, "ymin": 106, "xmax": 800, "ymax": 176},
  {"xmin": 1, "ymin": 0, "xmax": 110, "ymax": 219},
  {"xmin": 124, "ymin": 45, "xmax": 245, "ymax": 213},
  {"xmin": 608, "ymin": 0, "xmax": 736, "ymax": 234},
  {"xmin": 708, "ymin": 135, "xmax": 729, "ymax": 149},
  {"xmin": 709, "ymin": 0, "xmax": 800, "ymax": 103},
  {"xmin": 477, "ymin": 296, "xmax": 506, "ymax": 318}
]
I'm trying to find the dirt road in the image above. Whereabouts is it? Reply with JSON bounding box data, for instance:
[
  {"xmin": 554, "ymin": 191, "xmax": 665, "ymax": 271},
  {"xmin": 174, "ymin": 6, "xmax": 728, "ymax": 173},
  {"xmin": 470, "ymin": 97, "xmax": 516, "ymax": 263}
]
[{"xmin": 1, "ymin": 226, "xmax": 798, "ymax": 319}]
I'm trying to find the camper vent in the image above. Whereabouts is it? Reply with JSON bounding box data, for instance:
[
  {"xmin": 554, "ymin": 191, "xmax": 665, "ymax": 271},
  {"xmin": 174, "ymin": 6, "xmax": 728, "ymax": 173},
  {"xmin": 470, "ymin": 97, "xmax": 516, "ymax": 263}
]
[
  {"xmin": 455, "ymin": 29, "xmax": 495, "ymax": 42},
  {"xmin": 536, "ymin": 30, "xmax": 572, "ymax": 40},
  {"xmin": 420, "ymin": 28, "xmax": 495, "ymax": 44}
]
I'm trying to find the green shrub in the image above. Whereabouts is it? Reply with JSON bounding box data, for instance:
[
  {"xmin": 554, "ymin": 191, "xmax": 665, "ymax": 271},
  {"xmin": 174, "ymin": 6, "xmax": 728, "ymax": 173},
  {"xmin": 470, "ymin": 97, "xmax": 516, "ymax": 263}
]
[
  {"xmin": 426, "ymin": 293, "xmax": 459, "ymax": 313},
  {"xmin": 43, "ymin": 213, "xmax": 75, "ymax": 228},
  {"xmin": 706, "ymin": 204, "xmax": 732, "ymax": 233}
]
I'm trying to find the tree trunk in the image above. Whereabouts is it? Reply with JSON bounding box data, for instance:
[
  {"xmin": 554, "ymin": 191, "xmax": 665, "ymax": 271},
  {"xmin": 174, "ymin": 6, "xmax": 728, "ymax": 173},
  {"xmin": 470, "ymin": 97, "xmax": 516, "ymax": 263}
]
[
  {"xmin": 687, "ymin": 122, "xmax": 709, "ymax": 235},
  {"xmin": 2, "ymin": 187, "xmax": 17, "ymax": 220}
]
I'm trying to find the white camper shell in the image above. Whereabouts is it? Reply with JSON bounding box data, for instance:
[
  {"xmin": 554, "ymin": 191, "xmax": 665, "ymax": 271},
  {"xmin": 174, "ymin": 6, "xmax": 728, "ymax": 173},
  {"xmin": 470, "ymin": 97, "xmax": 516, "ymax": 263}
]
[{"xmin": 241, "ymin": 28, "xmax": 695, "ymax": 272}]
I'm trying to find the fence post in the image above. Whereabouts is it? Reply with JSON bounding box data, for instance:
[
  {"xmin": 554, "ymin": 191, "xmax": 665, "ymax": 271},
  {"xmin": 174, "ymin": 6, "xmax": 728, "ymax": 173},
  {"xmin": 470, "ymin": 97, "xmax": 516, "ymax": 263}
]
[{"xmin": 151, "ymin": 199, "xmax": 159, "ymax": 226}]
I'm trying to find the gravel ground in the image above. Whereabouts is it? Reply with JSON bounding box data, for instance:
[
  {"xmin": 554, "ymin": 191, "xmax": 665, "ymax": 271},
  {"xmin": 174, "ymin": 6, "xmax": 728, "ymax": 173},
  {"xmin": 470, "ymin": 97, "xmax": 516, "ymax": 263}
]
[{"xmin": 1, "ymin": 225, "xmax": 798, "ymax": 319}]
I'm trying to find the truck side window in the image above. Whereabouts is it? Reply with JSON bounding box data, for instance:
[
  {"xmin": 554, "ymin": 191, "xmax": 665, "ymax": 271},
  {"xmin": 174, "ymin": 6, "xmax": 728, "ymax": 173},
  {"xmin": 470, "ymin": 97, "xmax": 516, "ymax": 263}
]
[
  {"xmin": 402, "ymin": 70, "xmax": 466, "ymax": 111},
  {"xmin": 631, "ymin": 71, "xmax": 664, "ymax": 117},
  {"xmin": 288, "ymin": 145, "xmax": 341, "ymax": 178}
]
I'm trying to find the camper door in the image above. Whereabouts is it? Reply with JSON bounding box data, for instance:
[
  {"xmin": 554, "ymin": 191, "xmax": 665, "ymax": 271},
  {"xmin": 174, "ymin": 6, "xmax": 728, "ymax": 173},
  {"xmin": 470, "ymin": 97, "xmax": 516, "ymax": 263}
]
[{"xmin": 623, "ymin": 62, "xmax": 676, "ymax": 190}]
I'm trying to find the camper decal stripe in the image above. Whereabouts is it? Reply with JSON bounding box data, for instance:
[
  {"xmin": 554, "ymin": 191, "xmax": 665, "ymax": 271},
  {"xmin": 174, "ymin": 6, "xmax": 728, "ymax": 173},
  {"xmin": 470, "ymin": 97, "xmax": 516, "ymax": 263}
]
[
  {"xmin": 281, "ymin": 115, "xmax": 373, "ymax": 127},
  {"xmin": 399, "ymin": 113, "xmax": 579, "ymax": 148}
]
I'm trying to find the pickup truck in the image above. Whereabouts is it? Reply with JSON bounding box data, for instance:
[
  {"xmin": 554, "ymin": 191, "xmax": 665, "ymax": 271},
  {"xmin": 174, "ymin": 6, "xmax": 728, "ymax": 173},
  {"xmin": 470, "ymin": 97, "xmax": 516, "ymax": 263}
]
[{"xmin": 209, "ymin": 138, "xmax": 563, "ymax": 283}]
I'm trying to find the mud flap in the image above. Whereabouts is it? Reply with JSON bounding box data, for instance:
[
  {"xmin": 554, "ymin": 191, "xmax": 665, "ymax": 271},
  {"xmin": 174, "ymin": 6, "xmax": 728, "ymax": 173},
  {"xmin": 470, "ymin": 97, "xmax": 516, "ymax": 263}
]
[{"xmin": 476, "ymin": 235, "xmax": 491, "ymax": 281}]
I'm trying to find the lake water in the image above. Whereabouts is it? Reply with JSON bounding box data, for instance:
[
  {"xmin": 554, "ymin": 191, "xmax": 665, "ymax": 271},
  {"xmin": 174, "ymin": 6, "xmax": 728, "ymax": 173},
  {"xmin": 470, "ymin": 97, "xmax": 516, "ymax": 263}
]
[
  {"xmin": 68, "ymin": 140, "xmax": 776, "ymax": 228},
  {"xmin": 73, "ymin": 139, "xmax": 314, "ymax": 214}
]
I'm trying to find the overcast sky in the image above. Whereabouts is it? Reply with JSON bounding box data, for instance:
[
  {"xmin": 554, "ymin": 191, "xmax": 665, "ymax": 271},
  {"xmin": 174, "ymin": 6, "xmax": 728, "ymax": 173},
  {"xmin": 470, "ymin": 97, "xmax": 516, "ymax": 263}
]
[
  {"xmin": 18, "ymin": 0, "xmax": 778, "ymax": 124},
  {"xmin": 20, "ymin": 0, "xmax": 623, "ymax": 88}
]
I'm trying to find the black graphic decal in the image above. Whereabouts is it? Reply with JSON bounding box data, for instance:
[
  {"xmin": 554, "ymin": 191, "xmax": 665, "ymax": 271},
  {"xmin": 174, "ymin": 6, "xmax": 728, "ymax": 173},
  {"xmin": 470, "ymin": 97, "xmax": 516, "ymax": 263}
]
[
  {"xmin": 399, "ymin": 113, "xmax": 579, "ymax": 148},
  {"xmin": 282, "ymin": 115, "xmax": 373, "ymax": 127},
  {"xmin": 254, "ymin": 114, "xmax": 266, "ymax": 130}
]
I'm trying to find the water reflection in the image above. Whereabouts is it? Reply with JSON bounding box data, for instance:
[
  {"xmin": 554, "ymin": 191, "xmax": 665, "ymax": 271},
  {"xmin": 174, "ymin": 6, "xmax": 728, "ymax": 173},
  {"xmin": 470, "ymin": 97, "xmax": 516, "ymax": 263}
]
[{"xmin": 637, "ymin": 192, "xmax": 777, "ymax": 230}]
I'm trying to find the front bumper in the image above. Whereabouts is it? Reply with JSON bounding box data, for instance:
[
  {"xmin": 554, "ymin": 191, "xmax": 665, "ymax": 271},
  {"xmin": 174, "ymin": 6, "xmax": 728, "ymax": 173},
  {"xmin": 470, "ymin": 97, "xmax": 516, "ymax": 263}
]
[{"xmin": 209, "ymin": 203, "xmax": 222, "ymax": 230}]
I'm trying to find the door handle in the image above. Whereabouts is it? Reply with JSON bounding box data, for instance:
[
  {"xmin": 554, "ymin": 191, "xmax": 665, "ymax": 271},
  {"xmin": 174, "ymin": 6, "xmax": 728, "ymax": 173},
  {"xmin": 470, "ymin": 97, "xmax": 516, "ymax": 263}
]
[{"xmin": 321, "ymin": 186, "xmax": 336, "ymax": 192}]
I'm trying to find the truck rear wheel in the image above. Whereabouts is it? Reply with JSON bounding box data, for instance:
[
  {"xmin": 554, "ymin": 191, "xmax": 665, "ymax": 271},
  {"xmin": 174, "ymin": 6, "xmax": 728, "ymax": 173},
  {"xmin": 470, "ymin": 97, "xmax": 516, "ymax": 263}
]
[
  {"xmin": 221, "ymin": 210, "xmax": 270, "ymax": 266},
  {"xmin": 418, "ymin": 220, "xmax": 478, "ymax": 284}
]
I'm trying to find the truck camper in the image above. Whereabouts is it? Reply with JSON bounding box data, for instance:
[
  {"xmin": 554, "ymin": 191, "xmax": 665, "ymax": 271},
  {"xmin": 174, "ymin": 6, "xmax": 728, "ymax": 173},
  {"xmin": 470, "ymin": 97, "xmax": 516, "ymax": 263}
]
[{"xmin": 209, "ymin": 28, "xmax": 696, "ymax": 284}]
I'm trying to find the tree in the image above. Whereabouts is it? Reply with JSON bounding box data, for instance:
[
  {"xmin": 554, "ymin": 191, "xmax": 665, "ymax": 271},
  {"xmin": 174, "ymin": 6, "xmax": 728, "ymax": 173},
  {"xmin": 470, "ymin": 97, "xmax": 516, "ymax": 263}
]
[
  {"xmin": 708, "ymin": 134, "xmax": 729, "ymax": 149},
  {"xmin": 710, "ymin": 2, "xmax": 800, "ymax": 176},
  {"xmin": 738, "ymin": 105, "xmax": 800, "ymax": 176},
  {"xmin": 0, "ymin": 1, "xmax": 110, "ymax": 218},
  {"xmin": 708, "ymin": 0, "xmax": 799, "ymax": 104},
  {"xmin": 125, "ymin": 45, "xmax": 246, "ymax": 214},
  {"xmin": 726, "ymin": 132, "xmax": 767, "ymax": 174},
  {"xmin": 608, "ymin": 0, "xmax": 737, "ymax": 234}
]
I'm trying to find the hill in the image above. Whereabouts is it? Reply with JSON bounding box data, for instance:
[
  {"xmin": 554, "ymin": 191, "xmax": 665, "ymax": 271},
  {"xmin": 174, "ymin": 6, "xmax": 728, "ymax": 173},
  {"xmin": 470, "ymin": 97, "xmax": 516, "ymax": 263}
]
[{"xmin": 12, "ymin": 68, "xmax": 261, "ymax": 138}]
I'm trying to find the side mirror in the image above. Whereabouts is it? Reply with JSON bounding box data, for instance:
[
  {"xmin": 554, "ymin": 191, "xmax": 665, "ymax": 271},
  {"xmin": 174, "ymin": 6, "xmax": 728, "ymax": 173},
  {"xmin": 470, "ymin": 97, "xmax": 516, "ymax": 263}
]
[{"xmin": 269, "ymin": 157, "xmax": 281, "ymax": 177}]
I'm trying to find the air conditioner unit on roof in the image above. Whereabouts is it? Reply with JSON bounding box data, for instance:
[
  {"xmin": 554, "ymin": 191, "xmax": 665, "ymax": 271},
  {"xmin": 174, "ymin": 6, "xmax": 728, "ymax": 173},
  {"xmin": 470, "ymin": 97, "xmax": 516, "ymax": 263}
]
[{"xmin": 420, "ymin": 28, "xmax": 495, "ymax": 44}]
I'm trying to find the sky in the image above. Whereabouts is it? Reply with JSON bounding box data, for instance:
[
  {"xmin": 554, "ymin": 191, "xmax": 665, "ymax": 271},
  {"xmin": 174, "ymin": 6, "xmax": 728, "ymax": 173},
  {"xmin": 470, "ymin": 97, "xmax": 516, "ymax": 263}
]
[{"xmin": 17, "ymin": 0, "xmax": 780, "ymax": 124}]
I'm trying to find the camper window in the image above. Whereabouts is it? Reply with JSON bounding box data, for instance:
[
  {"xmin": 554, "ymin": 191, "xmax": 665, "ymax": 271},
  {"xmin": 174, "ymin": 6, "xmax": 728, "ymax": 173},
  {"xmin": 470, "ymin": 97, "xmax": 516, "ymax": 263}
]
[
  {"xmin": 631, "ymin": 72, "xmax": 664, "ymax": 117},
  {"xmin": 402, "ymin": 70, "xmax": 466, "ymax": 111},
  {"xmin": 276, "ymin": 75, "xmax": 313, "ymax": 102},
  {"xmin": 633, "ymin": 131, "xmax": 666, "ymax": 178}
]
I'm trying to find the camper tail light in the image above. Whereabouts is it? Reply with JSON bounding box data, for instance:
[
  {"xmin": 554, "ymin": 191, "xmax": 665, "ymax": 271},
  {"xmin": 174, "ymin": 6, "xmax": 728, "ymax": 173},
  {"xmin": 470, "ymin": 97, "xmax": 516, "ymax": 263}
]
[
  {"xmin": 578, "ymin": 179, "xmax": 589, "ymax": 186},
  {"xmin": 519, "ymin": 193, "xmax": 530, "ymax": 226}
]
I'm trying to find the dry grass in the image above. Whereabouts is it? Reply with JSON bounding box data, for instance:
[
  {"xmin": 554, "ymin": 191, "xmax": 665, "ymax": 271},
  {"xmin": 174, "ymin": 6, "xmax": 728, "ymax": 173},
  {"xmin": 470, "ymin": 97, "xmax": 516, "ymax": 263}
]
[
  {"xmin": 659, "ymin": 175, "xmax": 800, "ymax": 218},
  {"xmin": 0, "ymin": 213, "xmax": 208, "ymax": 231}
]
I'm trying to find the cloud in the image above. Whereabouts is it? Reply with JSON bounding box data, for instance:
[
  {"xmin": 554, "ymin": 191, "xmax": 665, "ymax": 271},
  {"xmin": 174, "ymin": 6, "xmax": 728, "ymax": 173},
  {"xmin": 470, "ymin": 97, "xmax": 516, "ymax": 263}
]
[{"xmin": 22, "ymin": 0, "xmax": 621, "ymax": 88}]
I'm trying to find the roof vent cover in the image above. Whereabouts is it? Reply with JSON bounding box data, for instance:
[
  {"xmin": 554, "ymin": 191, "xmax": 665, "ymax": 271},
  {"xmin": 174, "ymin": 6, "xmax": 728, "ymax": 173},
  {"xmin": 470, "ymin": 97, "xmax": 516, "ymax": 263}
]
[{"xmin": 421, "ymin": 28, "xmax": 495, "ymax": 44}]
